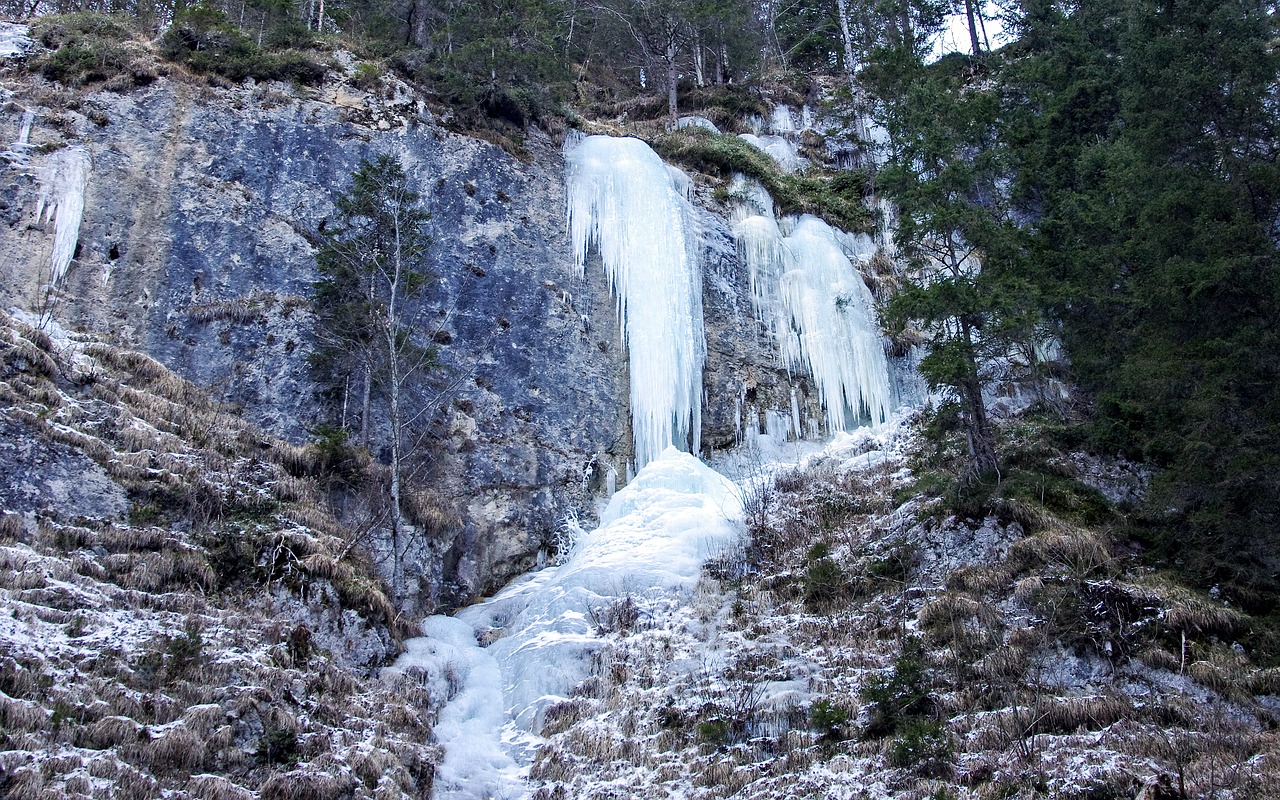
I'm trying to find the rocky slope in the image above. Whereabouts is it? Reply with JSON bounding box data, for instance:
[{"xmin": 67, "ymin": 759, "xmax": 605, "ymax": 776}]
[
  {"xmin": 0, "ymin": 309, "xmax": 439, "ymax": 799},
  {"xmin": 522, "ymin": 421, "xmax": 1280, "ymax": 800}
]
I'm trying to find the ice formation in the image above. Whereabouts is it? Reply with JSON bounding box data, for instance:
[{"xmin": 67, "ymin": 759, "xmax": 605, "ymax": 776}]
[
  {"xmin": 385, "ymin": 616, "xmax": 524, "ymax": 800},
  {"xmin": 566, "ymin": 135, "xmax": 706, "ymax": 467},
  {"xmin": 2, "ymin": 108, "xmax": 36, "ymax": 165},
  {"xmin": 737, "ymin": 133, "xmax": 805, "ymax": 173},
  {"xmin": 0, "ymin": 22, "xmax": 33, "ymax": 58},
  {"xmin": 732, "ymin": 176, "xmax": 892, "ymax": 432},
  {"xmin": 457, "ymin": 448, "xmax": 741, "ymax": 730},
  {"xmin": 391, "ymin": 450, "xmax": 742, "ymax": 798},
  {"xmin": 34, "ymin": 146, "xmax": 91, "ymax": 287}
]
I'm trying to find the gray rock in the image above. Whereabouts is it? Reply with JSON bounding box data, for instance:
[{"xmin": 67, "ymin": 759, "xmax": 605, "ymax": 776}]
[{"xmin": 0, "ymin": 416, "xmax": 127, "ymax": 521}]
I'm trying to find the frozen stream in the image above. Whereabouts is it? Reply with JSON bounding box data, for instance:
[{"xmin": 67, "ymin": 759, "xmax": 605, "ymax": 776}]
[{"xmin": 387, "ymin": 448, "xmax": 743, "ymax": 799}]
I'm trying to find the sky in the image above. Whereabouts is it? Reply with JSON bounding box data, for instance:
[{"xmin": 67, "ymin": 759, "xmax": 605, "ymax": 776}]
[{"xmin": 933, "ymin": 1, "xmax": 1009, "ymax": 59}]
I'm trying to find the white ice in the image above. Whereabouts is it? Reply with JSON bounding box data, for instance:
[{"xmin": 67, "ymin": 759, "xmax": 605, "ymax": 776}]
[
  {"xmin": 737, "ymin": 133, "xmax": 806, "ymax": 173},
  {"xmin": 384, "ymin": 616, "xmax": 525, "ymax": 800},
  {"xmin": 566, "ymin": 135, "xmax": 705, "ymax": 468},
  {"xmin": 0, "ymin": 23, "xmax": 33, "ymax": 59},
  {"xmin": 732, "ymin": 176, "xmax": 892, "ymax": 434},
  {"xmin": 392, "ymin": 449, "xmax": 743, "ymax": 799},
  {"xmin": 34, "ymin": 146, "xmax": 91, "ymax": 287}
]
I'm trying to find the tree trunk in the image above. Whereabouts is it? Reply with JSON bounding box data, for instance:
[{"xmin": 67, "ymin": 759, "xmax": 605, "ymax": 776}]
[
  {"xmin": 693, "ymin": 40, "xmax": 705, "ymax": 88},
  {"xmin": 834, "ymin": 0, "xmax": 870, "ymax": 144},
  {"xmin": 360, "ymin": 361, "xmax": 371, "ymax": 446},
  {"xmin": 964, "ymin": 0, "xmax": 983, "ymax": 56},
  {"xmin": 386, "ymin": 211, "xmax": 406, "ymax": 600},
  {"xmin": 666, "ymin": 40, "xmax": 678, "ymax": 121},
  {"xmin": 959, "ymin": 320, "xmax": 998, "ymax": 480}
]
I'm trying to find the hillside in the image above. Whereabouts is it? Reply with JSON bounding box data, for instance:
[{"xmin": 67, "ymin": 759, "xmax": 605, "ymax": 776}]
[
  {"xmin": 1, "ymin": 2, "xmax": 1279, "ymax": 799},
  {"xmin": 0, "ymin": 310, "xmax": 436, "ymax": 798}
]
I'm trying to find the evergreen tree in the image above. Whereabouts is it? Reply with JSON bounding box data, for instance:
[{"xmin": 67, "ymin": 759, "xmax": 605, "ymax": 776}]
[{"xmin": 312, "ymin": 155, "xmax": 436, "ymax": 596}]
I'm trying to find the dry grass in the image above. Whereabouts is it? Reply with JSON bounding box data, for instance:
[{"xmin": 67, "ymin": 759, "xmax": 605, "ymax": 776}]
[
  {"xmin": 1007, "ymin": 522, "xmax": 1112, "ymax": 576},
  {"xmin": 187, "ymin": 298, "xmax": 262, "ymax": 325},
  {"xmin": 0, "ymin": 512, "xmax": 25, "ymax": 542},
  {"xmin": 186, "ymin": 774, "xmax": 253, "ymax": 800},
  {"xmin": 258, "ymin": 771, "xmax": 358, "ymax": 800}
]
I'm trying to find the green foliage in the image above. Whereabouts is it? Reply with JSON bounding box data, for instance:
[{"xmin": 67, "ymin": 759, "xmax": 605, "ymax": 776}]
[
  {"xmin": 257, "ymin": 725, "xmax": 300, "ymax": 766},
  {"xmin": 803, "ymin": 544, "xmax": 846, "ymax": 610},
  {"xmin": 997, "ymin": 0, "xmax": 1280, "ymax": 606},
  {"xmin": 696, "ymin": 717, "xmax": 730, "ymax": 746},
  {"xmin": 305, "ymin": 423, "xmax": 364, "ymax": 484},
  {"xmin": 809, "ymin": 698, "xmax": 849, "ymax": 739},
  {"xmin": 161, "ymin": 5, "xmax": 328, "ymax": 86},
  {"xmin": 887, "ymin": 719, "xmax": 952, "ymax": 774},
  {"xmin": 860, "ymin": 636, "xmax": 933, "ymax": 737},
  {"xmin": 652, "ymin": 127, "xmax": 874, "ymax": 232},
  {"xmin": 30, "ymin": 12, "xmax": 155, "ymax": 88}
]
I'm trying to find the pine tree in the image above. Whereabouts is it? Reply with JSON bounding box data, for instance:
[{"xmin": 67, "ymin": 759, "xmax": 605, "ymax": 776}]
[{"xmin": 312, "ymin": 155, "xmax": 436, "ymax": 596}]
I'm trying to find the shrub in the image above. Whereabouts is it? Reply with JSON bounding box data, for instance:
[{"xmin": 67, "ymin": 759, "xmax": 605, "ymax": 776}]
[
  {"xmin": 810, "ymin": 698, "xmax": 849, "ymax": 739},
  {"xmin": 803, "ymin": 542, "xmax": 846, "ymax": 610},
  {"xmin": 652, "ymin": 127, "xmax": 874, "ymax": 232},
  {"xmin": 29, "ymin": 13, "xmax": 155, "ymax": 88},
  {"xmin": 696, "ymin": 718, "xmax": 730, "ymax": 746},
  {"xmin": 161, "ymin": 6, "xmax": 328, "ymax": 86},
  {"xmin": 887, "ymin": 719, "xmax": 953, "ymax": 775},
  {"xmin": 860, "ymin": 637, "xmax": 934, "ymax": 737}
]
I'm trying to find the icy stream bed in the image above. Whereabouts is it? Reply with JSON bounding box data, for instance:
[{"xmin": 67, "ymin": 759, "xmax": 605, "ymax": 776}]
[{"xmin": 388, "ymin": 448, "xmax": 744, "ymax": 799}]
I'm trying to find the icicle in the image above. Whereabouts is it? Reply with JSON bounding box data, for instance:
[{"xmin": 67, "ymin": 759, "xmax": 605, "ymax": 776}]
[
  {"xmin": 733, "ymin": 388, "xmax": 743, "ymax": 447},
  {"xmin": 605, "ymin": 465, "xmax": 618, "ymax": 497},
  {"xmin": 2, "ymin": 108, "xmax": 35, "ymax": 166},
  {"xmin": 730, "ymin": 176, "xmax": 892, "ymax": 435},
  {"xmin": 770, "ymin": 104, "xmax": 796, "ymax": 134},
  {"xmin": 765, "ymin": 408, "xmax": 790, "ymax": 441},
  {"xmin": 34, "ymin": 146, "xmax": 91, "ymax": 287},
  {"xmin": 566, "ymin": 135, "xmax": 706, "ymax": 468},
  {"xmin": 790, "ymin": 386, "xmax": 803, "ymax": 441}
]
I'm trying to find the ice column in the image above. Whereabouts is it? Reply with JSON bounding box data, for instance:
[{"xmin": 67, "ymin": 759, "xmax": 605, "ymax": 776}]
[
  {"xmin": 34, "ymin": 146, "xmax": 91, "ymax": 287},
  {"xmin": 732, "ymin": 176, "xmax": 892, "ymax": 432},
  {"xmin": 566, "ymin": 135, "xmax": 706, "ymax": 468}
]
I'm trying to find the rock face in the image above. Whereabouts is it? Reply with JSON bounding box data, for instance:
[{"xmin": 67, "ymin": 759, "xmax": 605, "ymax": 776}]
[{"xmin": 0, "ymin": 72, "xmax": 809, "ymax": 612}]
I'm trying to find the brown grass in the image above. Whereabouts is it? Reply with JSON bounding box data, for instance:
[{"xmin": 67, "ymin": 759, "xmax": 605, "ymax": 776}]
[
  {"xmin": 88, "ymin": 716, "xmax": 146, "ymax": 749},
  {"xmin": 187, "ymin": 298, "xmax": 262, "ymax": 325},
  {"xmin": 151, "ymin": 723, "xmax": 206, "ymax": 773},
  {"xmin": 258, "ymin": 771, "xmax": 358, "ymax": 800},
  {"xmin": 0, "ymin": 512, "xmax": 25, "ymax": 542},
  {"xmin": 186, "ymin": 774, "xmax": 253, "ymax": 800}
]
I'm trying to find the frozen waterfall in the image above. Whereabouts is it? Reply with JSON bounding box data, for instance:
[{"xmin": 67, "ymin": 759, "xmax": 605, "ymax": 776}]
[
  {"xmin": 733, "ymin": 176, "xmax": 892, "ymax": 432},
  {"xmin": 566, "ymin": 135, "xmax": 706, "ymax": 468},
  {"xmin": 34, "ymin": 146, "xmax": 91, "ymax": 287},
  {"xmin": 389, "ymin": 450, "xmax": 741, "ymax": 800}
]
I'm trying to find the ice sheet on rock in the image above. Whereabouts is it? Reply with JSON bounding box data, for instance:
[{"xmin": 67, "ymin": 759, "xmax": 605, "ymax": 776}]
[
  {"xmin": 34, "ymin": 146, "xmax": 91, "ymax": 287},
  {"xmin": 737, "ymin": 133, "xmax": 805, "ymax": 174},
  {"xmin": 732, "ymin": 177, "xmax": 892, "ymax": 434},
  {"xmin": 457, "ymin": 448, "xmax": 742, "ymax": 733},
  {"xmin": 0, "ymin": 23, "xmax": 33, "ymax": 58},
  {"xmin": 386, "ymin": 616, "xmax": 525, "ymax": 800},
  {"xmin": 677, "ymin": 116, "xmax": 721, "ymax": 134},
  {"xmin": 566, "ymin": 135, "xmax": 705, "ymax": 468}
]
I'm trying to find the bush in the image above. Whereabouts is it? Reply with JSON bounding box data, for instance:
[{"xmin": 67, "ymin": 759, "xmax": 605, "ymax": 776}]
[
  {"xmin": 887, "ymin": 719, "xmax": 952, "ymax": 775},
  {"xmin": 29, "ymin": 13, "xmax": 155, "ymax": 88},
  {"xmin": 860, "ymin": 637, "xmax": 934, "ymax": 737},
  {"xmin": 696, "ymin": 717, "xmax": 730, "ymax": 746},
  {"xmin": 803, "ymin": 551, "xmax": 846, "ymax": 611},
  {"xmin": 161, "ymin": 6, "xmax": 328, "ymax": 86},
  {"xmin": 651, "ymin": 127, "xmax": 874, "ymax": 232},
  {"xmin": 810, "ymin": 698, "xmax": 849, "ymax": 739}
]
